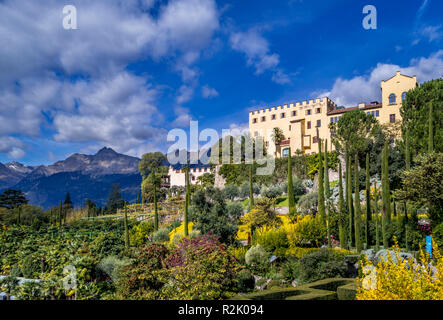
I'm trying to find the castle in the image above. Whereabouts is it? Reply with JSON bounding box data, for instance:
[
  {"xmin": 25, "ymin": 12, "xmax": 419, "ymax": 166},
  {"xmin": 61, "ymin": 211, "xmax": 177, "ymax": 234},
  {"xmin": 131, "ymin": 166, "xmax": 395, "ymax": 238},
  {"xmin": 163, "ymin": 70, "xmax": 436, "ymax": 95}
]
[{"xmin": 249, "ymin": 72, "xmax": 418, "ymax": 157}]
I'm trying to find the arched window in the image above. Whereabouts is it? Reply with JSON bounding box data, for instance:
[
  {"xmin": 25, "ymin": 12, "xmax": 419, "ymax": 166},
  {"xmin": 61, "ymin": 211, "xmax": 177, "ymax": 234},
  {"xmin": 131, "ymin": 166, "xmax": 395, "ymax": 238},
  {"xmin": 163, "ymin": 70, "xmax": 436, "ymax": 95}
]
[
  {"xmin": 389, "ymin": 94, "xmax": 396, "ymax": 105},
  {"xmin": 402, "ymin": 92, "xmax": 407, "ymax": 101}
]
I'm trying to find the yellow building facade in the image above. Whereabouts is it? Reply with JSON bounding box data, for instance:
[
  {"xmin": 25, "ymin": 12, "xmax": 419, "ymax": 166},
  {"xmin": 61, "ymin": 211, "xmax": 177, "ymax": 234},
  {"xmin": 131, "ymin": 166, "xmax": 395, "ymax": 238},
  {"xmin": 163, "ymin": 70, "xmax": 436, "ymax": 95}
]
[{"xmin": 249, "ymin": 72, "xmax": 418, "ymax": 157}]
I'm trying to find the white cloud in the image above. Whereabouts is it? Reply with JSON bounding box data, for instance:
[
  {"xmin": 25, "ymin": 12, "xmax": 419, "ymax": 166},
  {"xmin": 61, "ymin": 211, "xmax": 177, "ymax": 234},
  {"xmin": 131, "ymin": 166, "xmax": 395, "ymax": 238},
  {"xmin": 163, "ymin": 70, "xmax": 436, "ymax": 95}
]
[
  {"xmin": 171, "ymin": 106, "xmax": 192, "ymax": 127},
  {"xmin": 0, "ymin": 137, "xmax": 26, "ymax": 159},
  {"xmin": 420, "ymin": 25, "xmax": 443, "ymax": 42},
  {"xmin": 0, "ymin": 0, "xmax": 219, "ymax": 83},
  {"xmin": 314, "ymin": 51, "xmax": 443, "ymax": 107},
  {"xmin": 229, "ymin": 28, "xmax": 290, "ymax": 84},
  {"xmin": 176, "ymin": 85, "xmax": 195, "ymax": 104},
  {"xmin": 51, "ymin": 72, "xmax": 161, "ymax": 153},
  {"xmin": 0, "ymin": 0, "xmax": 220, "ymax": 157},
  {"xmin": 202, "ymin": 85, "xmax": 219, "ymax": 98}
]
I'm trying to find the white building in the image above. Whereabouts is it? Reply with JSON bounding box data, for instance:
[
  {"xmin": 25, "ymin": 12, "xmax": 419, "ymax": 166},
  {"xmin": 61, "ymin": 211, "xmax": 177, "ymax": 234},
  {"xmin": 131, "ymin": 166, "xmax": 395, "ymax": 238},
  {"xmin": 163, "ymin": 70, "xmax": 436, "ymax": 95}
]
[{"xmin": 168, "ymin": 165, "xmax": 212, "ymax": 187}]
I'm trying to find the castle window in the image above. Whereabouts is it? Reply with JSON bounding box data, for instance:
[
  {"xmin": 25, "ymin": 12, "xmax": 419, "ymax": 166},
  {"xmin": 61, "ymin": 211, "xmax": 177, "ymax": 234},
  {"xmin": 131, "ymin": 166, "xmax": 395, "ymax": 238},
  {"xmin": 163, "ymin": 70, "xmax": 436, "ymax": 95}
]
[
  {"xmin": 307, "ymin": 121, "xmax": 311, "ymax": 129},
  {"xmin": 390, "ymin": 114, "xmax": 396, "ymax": 123},
  {"xmin": 292, "ymin": 111, "xmax": 297, "ymax": 116},
  {"xmin": 306, "ymin": 109, "xmax": 312, "ymax": 115},
  {"xmin": 261, "ymin": 116, "xmax": 266, "ymax": 122},
  {"xmin": 376, "ymin": 110, "xmax": 379, "ymax": 117},
  {"xmin": 389, "ymin": 94, "xmax": 396, "ymax": 105},
  {"xmin": 253, "ymin": 118, "xmax": 257, "ymax": 123},
  {"xmin": 272, "ymin": 114, "xmax": 276, "ymax": 120},
  {"xmin": 282, "ymin": 148, "xmax": 289, "ymax": 158},
  {"xmin": 313, "ymin": 136, "xmax": 319, "ymax": 144},
  {"xmin": 281, "ymin": 113, "xmax": 286, "ymax": 119},
  {"xmin": 317, "ymin": 120, "xmax": 321, "ymax": 127},
  {"xmin": 402, "ymin": 92, "xmax": 407, "ymax": 101},
  {"xmin": 330, "ymin": 118, "xmax": 334, "ymax": 123},
  {"xmin": 316, "ymin": 108, "xmax": 321, "ymax": 114}
]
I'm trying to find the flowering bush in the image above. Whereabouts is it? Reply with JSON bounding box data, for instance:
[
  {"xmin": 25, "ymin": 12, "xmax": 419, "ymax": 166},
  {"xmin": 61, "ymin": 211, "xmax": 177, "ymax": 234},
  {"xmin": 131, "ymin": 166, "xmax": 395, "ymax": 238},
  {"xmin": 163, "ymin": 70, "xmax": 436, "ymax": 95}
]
[
  {"xmin": 418, "ymin": 220, "xmax": 432, "ymax": 235},
  {"xmin": 115, "ymin": 244, "xmax": 169, "ymax": 300},
  {"xmin": 162, "ymin": 233, "xmax": 239, "ymax": 299},
  {"xmin": 287, "ymin": 215, "xmax": 326, "ymax": 247},
  {"xmin": 357, "ymin": 241, "xmax": 443, "ymax": 300},
  {"xmin": 252, "ymin": 228, "xmax": 289, "ymax": 253}
]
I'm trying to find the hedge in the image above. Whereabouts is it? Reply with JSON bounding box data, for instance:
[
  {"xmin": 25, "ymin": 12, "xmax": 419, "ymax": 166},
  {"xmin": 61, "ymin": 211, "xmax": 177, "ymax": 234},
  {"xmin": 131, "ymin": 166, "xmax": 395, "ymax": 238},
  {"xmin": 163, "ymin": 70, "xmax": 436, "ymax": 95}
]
[
  {"xmin": 337, "ymin": 282, "xmax": 357, "ymax": 300},
  {"xmin": 231, "ymin": 278, "xmax": 356, "ymax": 300}
]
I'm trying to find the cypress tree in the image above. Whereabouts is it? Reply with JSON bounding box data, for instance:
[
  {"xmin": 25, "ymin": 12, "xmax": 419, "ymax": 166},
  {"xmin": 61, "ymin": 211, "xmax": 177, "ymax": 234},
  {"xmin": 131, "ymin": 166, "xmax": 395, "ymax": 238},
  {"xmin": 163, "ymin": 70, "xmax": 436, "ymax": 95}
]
[
  {"xmin": 287, "ymin": 148, "xmax": 295, "ymax": 213},
  {"xmin": 381, "ymin": 142, "xmax": 389, "ymax": 248},
  {"xmin": 17, "ymin": 206, "xmax": 21, "ymax": 225},
  {"xmin": 346, "ymin": 152, "xmax": 354, "ymax": 246},
  {"xmin": 153, "ymin": 177, "xmax": 158, "ymax": 231},
  {"xmin": 374, "ymin": 181, "xmax": 380, "ymax": 251},
  {"xmin": 324, "ymin": 141, "xmax": 331, "ymax": 247},
  {"xmin": 404, "ymin": 129, "xmax": 410, "ymax": 250},
  {"xmin": 405, "ymin": 128, "xmax": 411, "ymax": 171},
  {"xmin": 124, "ymin": 206, "xmax": 130, "ymax": 250},
  {"xmin": 249, "ymin": 163, "xmax": 254, "ymax": 209},
  {"xmin": 184, "ymin": 161, "xmax": 190, "ymax": 237},
  {"xmin": 324, "ymin": 140, "xmax": 330, "ymax": 198},
  {"xmin": 428, "ymin": 101, "xmax": 434, "ymax": 153},
  {"xmin": 318, "ymin": 139, "xmax": 326, "ymax": 223},
  {"xmin": 338, "ymin": 161, "xmax": 346, "ymax": 248},
  {"xmin": 354, "ymin": 153, "xmax": 362, "ymax": 252},
  {"xmin": 365, "ymin": 153, "xmax": 372, "ymax": 246},
  {"xmin": 58, "ymin": 201, "xmax": 63, "ymax": 231}
]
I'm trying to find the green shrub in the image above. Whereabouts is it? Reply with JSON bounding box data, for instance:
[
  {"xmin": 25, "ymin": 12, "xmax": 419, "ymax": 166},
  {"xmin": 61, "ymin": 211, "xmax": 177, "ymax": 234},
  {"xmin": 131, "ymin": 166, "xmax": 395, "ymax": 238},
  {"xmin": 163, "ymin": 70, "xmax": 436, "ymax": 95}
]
[
  {"xmin": 245, "ymin": 245, "xmax": 270, "ymax": 275},
  {"xmin": 267, "ymin": 279, "xmax": 288, "ymax": 289},
  {"xmin": 223, "ymin": 185, "xmax": 239, "ymax": 200},
  {"xmin": 21, "ymin": 254, "xmax": 41, "ymax": 279},
  {"xmin": 236, "ymin": 269, "xmax": 255, "ymax": 292},
  {"xmin": 260, "ymin": 185, "xmax": 283, "ymax": 199},
  {"xmin": 432, "ymin": 222, "xmax": 443, "ymax": 249},
  {"xmin": 297, "ymin": 249, "xmax": 347, "ymax": 284},
  {"xmin": 189, "ymin": 229, "xmax": 201, "ymax": 239},
  {"xmin": 90, "ymin": 232, "xmax": 125, "ymax": 260},
  {"xmin": 337, "ymin": 282, "xmax": 357, "ymax": 300},
  {"xmin": 288, "ymin": 215, "xmax": 326, "ymax": 247},
  {"xmin": 229, "ymin": 246, "xmax": 248, "ymax": 264},
  {"xmin": 297, "ymin": 192, "xmax": 318, "ymax": 216},
  {"xmin": 129, "ymin": 221, "xmax": 154, "ymax": 246},
  {"xmin": 152, "ymin": 228, "xmax": 170, "ymax": 242},
  {"xmin": 252, "ymin": 228, "xmax": 289, "ymax": 253},
  {"xmin": 281, "ymin": 257, "xmax": 300, "ymax": 282},
  {"xmin": 97, "ymin": 256, "xmax": 131, "ymax": 283}
]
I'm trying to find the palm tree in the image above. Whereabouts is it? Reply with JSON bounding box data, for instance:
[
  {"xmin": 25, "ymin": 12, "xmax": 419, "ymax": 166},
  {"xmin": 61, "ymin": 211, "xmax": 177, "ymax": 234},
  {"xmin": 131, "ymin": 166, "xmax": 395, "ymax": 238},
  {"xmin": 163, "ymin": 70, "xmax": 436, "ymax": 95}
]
[{"xmin": 271, "ymin": 128, "xmax": 285, "ymax": 155}]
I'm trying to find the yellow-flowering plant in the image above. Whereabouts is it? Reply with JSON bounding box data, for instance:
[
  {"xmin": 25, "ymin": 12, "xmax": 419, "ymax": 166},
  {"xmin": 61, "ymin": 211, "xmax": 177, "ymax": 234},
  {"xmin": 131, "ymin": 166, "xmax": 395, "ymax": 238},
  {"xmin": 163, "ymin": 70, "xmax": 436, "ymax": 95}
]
[{"xmin": 357, "ymin": 239, "xmax": 443, "ymax": 300}]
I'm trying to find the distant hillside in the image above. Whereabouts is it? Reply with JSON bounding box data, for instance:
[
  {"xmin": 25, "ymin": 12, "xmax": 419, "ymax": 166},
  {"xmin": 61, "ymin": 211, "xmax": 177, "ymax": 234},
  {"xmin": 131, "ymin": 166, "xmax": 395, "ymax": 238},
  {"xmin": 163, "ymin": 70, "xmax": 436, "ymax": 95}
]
[
  {"xmin": 0, "ymin": 147, "xmax": 142, "ymax": 209},
  {"xmin": 13, "ymin": 171, "xmax": 142, "ymax": 209}
]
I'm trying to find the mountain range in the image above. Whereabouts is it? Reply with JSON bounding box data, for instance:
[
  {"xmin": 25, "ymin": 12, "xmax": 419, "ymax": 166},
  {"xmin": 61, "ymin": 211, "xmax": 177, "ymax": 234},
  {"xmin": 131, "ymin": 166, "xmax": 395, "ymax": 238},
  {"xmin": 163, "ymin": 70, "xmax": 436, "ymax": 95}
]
[{"xmin": 0, "ymin": 147, "xmax": 142, "ymax": 210}]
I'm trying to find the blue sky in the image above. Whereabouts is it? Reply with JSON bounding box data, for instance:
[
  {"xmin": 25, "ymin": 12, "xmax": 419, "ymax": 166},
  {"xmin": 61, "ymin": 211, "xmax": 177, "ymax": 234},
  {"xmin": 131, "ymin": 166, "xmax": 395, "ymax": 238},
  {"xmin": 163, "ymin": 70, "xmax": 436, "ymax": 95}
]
[{"xmin": 0, "ymin": 0, "xmax": 442, "ymax": 165}]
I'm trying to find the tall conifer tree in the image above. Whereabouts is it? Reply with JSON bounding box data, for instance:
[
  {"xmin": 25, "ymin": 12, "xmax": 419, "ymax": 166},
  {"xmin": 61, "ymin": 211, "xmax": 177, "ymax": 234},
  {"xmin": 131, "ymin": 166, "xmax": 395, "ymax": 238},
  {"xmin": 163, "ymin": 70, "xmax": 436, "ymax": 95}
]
[
  {"xmin": 354, "ymin": 153, "xmax": 362, "ymax": 252},
  {"xmin": 338, "ymin": 162, "xmax": 346, "ymax": 248},
  {"xmin": 318, "ymin": 139, "xmax": 326, "ymax": 222},
  {"xmin": 287, "ymin": 148, "xmax": 295, "ymax": 213}
]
